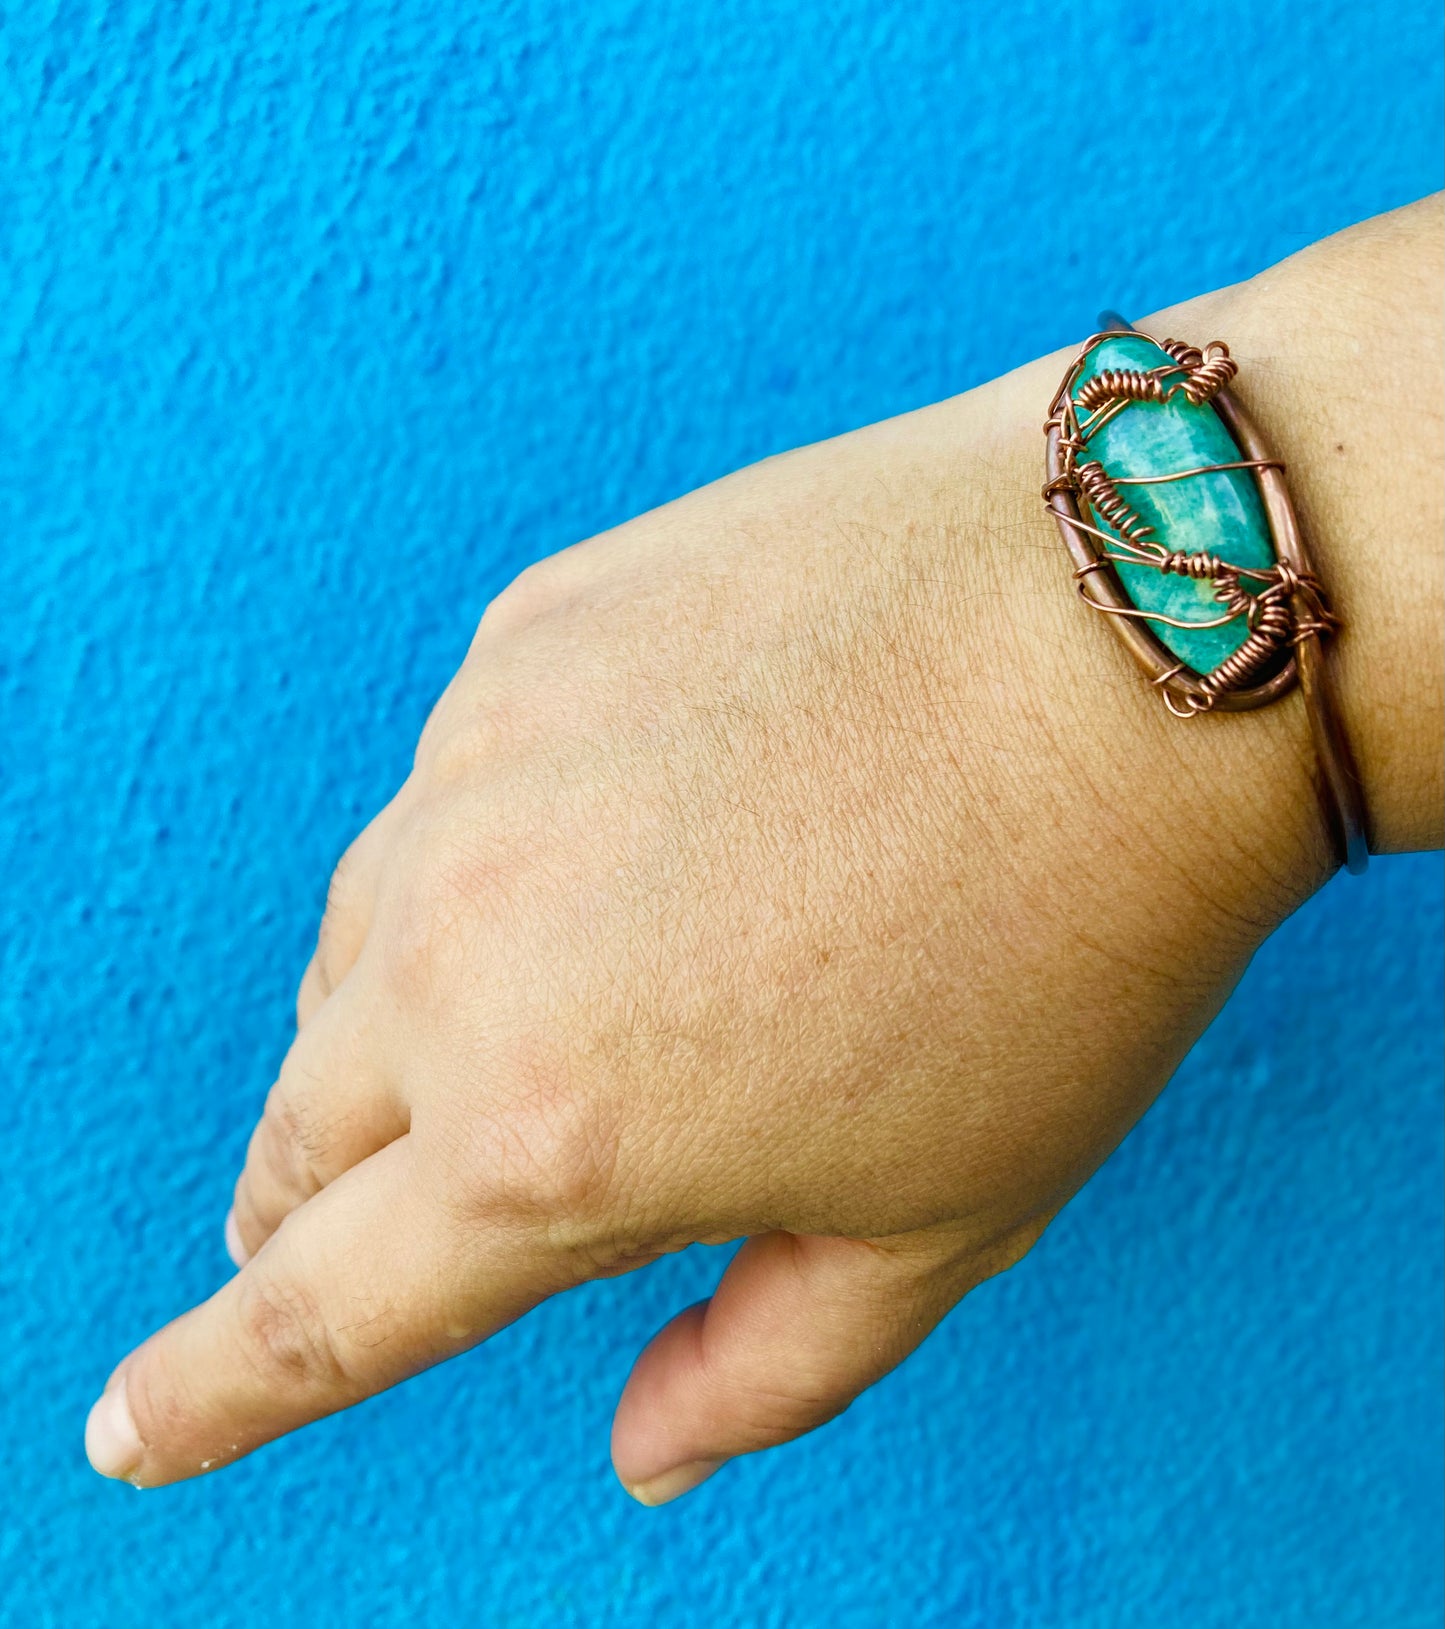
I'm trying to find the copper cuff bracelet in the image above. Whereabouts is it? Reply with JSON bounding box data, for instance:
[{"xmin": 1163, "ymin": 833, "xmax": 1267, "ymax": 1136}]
[{"xmin": 1042, "ymin": 311, "xmax": 1370, "ymax": 875}]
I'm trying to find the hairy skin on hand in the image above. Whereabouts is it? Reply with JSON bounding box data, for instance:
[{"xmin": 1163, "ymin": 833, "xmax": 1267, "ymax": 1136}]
[{"xmin": 86, "ymin": 197, "xmax": 1442, "ymax": 1504}]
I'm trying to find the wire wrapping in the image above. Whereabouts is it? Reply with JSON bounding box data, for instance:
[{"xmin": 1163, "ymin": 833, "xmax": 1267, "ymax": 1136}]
[
  {"xmin": 1073, "ymin": 340, "xmax": 1238, "ymax": 415},
  {"xmin": 1159, "ymin": 338, "xmax": 1204, "ymax": 370},
  {"xmin": 1177, "ymin": 345, "xmax": 1238, "ymax": 405},
  {"xmin": 1074, "ymin": 461, "xmax": 1155, "ymax": 551},
  {"xmin": 1042, "ymin": 333, "xmax": 1335, "ymax": 714},
  {"xmin": 1075, "ymin": 367, "xmax": 1173, "ymax": 412}
]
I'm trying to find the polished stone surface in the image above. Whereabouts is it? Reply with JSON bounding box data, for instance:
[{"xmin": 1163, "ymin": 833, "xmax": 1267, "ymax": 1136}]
[{"xmin": 1072, "ymin": 334, "xmax": 1276, "ymax": 674}]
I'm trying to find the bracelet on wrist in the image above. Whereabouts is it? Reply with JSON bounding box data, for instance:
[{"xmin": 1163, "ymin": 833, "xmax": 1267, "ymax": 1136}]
[{"xmin": 1041, "ymin": 313, "xmax": 1370, "ymax": 875}]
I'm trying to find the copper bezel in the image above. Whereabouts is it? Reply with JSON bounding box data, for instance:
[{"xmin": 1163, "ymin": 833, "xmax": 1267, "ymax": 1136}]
[{"xmin": 1043, "ymin": 324, "xmax": 1370, "ymax": 872}]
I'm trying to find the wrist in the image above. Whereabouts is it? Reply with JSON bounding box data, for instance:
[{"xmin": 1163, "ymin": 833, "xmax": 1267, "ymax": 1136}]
[
  {"xmin": 1145, "ymin": 199, "xmax": 1445, "ymax": 860},
  {"xmin": 926, "ymin": 200, "xmax": 1443, "ymax": 942},
  {"xmin": 922, "ymin": 348, "xmax": 1334, "ymax": 946}
]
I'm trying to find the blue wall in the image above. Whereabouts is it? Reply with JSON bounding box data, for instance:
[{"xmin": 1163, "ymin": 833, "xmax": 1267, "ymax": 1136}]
[{"xmin": 2, "ymin": 3, "xmax": 1440, "ymax": 1625}]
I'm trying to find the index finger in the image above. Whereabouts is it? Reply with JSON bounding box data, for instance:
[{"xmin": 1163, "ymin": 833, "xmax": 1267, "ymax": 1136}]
[{"xmin": 84, "ymin": 1136, "xmax": 574, "ymax": 1487}]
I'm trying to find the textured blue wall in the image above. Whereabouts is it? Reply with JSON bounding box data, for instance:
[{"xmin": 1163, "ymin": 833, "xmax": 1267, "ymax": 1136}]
[{"xmin": 2, "ymin": 3, "xmax": 1441, "ymax": 1625}]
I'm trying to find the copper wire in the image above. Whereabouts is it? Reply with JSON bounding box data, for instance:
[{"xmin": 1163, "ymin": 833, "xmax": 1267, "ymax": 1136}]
[
  {"xmin": 1156, "ymin": 336, "xmax": 1240, "ymax": 402},
  {"xmin": 1178, "ymin": 344, "xmax": 1238, "ymax": 406},
  {"xmin": 1073, "ymin": 341, "xmax": 1236, "ymax": 417},
  {"xmin": 1108, "ymin": 458, "xmax": 1284, "ymax": 485},
  {"xmin": 1076, "ymin": 366, "xmax": 1175, "ymax": 412},
  {"xmin": 1041, "ymin": 332, "xmax": 1338, "ymax": 715},
  {"xmin": 1074, "ymin": 460, "xmax": 1156, "ymax": 551},
  {"xmin": 1074, "ymin": 586, "xmax": 1243, "ymax": 632},
  {"xmin": 1159, "ymin": 338, "xmax": 1204, "ymax": 370}
]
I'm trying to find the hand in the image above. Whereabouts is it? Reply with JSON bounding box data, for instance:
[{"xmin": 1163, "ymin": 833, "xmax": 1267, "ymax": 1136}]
[{"xmin": 84, "ymin": 204, "xmax": 1440, "ymax": 1503}]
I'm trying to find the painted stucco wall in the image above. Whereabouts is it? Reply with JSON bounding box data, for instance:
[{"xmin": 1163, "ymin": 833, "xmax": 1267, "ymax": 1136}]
[{"xmin": 2, "ymin": 4, "xmax": 1440, "ymax": 1625}]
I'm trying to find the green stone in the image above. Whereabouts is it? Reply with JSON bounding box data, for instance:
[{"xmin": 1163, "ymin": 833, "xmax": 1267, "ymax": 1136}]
[{"xmin": 1071, "ymin": 334, "xmax": 1276, "ymax": 674}]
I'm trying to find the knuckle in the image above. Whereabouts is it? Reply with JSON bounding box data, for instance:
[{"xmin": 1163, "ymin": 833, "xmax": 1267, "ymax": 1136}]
[
  {"xmin": 477, "ymin": 557, "xmax": 569, "ymax": 641},
  {"xmin": 325, "ymin": 843, "xmax": 359, "ymax": 920},
  {"xmin": 307, "ymin": 845, "xmax": 368, "ymax": 1004},
  {"xmin": 421, "ymin": 708, "xmax": 507, "ymax": 789},
  {"xmin": 459, "ymin": 1078, "xmax": 627, "ymax": 1252},
  {"xmin": 505, "ymin": 1109, "xmax": 620, "ymax": 1232},
  {"xmin": 374, "ymin": 831, "xmax": 521, "ymax": 1009},
  {"xmin": 232, "ymin": 1268, "xmax": 350, "ymax": 1394},
  {"xmin": 374, "ymin": 868, "xmax": 463, "ymax": 1009},
  {"xmin": 417, "ymin": 678, "xmax": 563, "ymax": 795},
  {"xmin": 255, "ymin": 1086, "xmax": 328, "ymax": 1198},
  {"xmin": 228, "ymin": 1183, "xmax": 266, "ymax": 1258},
  {"xmin": 294, "ymin": 957, "xmax": 327, "ymax": 1029}
]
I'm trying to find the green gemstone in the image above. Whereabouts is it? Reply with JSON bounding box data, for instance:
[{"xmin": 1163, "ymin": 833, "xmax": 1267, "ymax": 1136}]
[{"xmin": 1071, "ymin": 334, "xmax": 1276, "ymax": 675}]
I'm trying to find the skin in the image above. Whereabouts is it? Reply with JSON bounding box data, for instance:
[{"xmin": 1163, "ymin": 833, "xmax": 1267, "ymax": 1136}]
[{"xmin": 86, "ymin": 196, "xmax": 1442, "ymax": 1506}]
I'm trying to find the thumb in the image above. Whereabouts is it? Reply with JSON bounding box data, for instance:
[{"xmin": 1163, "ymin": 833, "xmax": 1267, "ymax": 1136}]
[{"xmin": 610, "ymin": 1222, "xmax": 1044, "ymax": 1507}]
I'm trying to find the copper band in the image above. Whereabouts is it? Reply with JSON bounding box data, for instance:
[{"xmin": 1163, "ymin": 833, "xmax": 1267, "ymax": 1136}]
[{"xmin": 1042, "ymin": 313, "xmax": 1370, "ymax": 875}]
